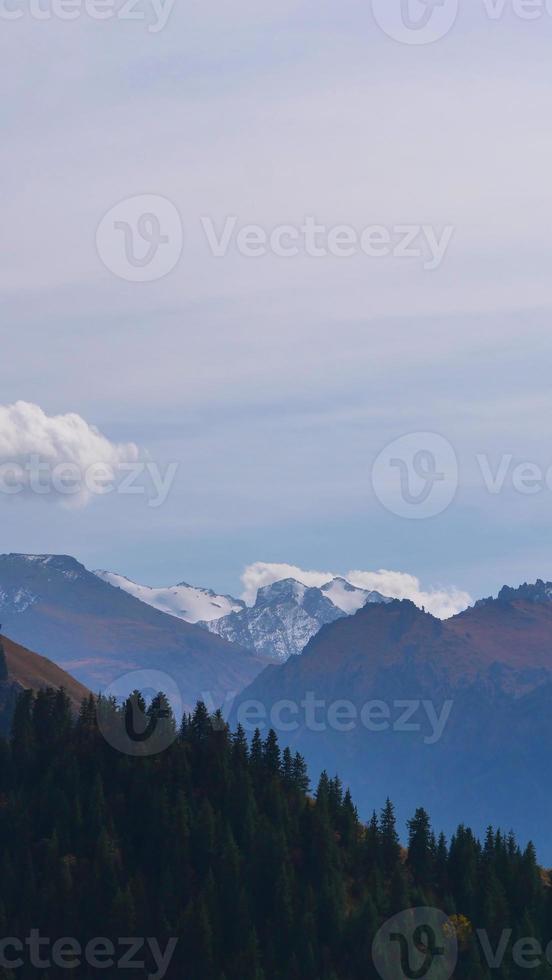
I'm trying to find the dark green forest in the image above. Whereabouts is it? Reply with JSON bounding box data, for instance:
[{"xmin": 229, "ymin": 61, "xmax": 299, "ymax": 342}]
[{"xmin": 0, "ymin": 686, "xmax": 551, "ymax": 979}]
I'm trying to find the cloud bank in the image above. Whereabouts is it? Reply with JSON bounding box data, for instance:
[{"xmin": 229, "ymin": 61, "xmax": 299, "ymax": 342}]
[
  {"xmin": 0, "ymin": 401, "xmax": 139, "ymax": 507},
  {"xmin": 241, "ymin": 561, "xmax": 472, "ymax": 619}
]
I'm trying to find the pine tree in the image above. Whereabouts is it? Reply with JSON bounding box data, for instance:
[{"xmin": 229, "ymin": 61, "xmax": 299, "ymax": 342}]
[
  {"xmin": 292, "ymin": 752, "xmax": 310, "ymax": 795},
  {"xmin": 407, "ymin": 807, "xmax": 433, "ymax": 886},
  {"xmin": 380, "ymin": 798, "xmax": 401, "ymax": 875},
  {"xmin": 263, "ymin": 729, "xmax": 281, "ymax": 775},
  {"xmin": 1, "ymin": 688, "xmax": 550, "ymax": 980}
]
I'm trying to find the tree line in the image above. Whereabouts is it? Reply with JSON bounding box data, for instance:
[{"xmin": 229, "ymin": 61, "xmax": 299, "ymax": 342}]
[{"xmin": 0, "ymin": 686, "xmax": 550, "ymax": 978}]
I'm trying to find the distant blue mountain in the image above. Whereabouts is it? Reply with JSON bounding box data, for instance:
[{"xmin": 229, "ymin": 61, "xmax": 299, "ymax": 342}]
[
  {"xmin": 231, "ymin": 585, "xmax": 552, "ymax": 862},
  {"xmin": 0, "ymin": 553, "xmax": 264, "ymax": 711}
]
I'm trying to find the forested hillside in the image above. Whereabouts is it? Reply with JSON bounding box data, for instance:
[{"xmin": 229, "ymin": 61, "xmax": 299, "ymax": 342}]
[{"xmin": 0, "ymin": 689, "xmax": 550, "ymax": 979}]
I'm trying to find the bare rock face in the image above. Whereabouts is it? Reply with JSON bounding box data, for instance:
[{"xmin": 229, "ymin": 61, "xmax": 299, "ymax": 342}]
[{"xmin": 204, "ymin": 577, "xmax": 391, "ymax": 660}]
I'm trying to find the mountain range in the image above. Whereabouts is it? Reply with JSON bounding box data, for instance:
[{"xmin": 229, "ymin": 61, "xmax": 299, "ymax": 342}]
[
  {"xmin": 0, "ymin": 554, "xmax": 263, "ymax": 711},
  {"xmin": 231, "ymin": 580, "xmax": 552, "ymax": 861},
  {"xmin": 203, "ymin": 578, "xmax": 392, "ymax": 660},
  {"xmin": 94, "ymin": 568, "xmax": 391, "ymax": 660},
  {"xmin": 6, "ymin": 551, "xmax": 552, "ymax": 858}
]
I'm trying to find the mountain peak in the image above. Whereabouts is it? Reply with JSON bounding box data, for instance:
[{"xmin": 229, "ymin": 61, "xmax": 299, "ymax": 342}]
[
  {"xmin": 206, "ymin": 577, "xmax": 344, "ymax": 660},
  {"xmin": 93, "ymin": 569, "xmax": 244, "ymax": 624},
  {"xmin": 0, "ymin": 554, "xmax": 87, "ymax": 591},
  {"xmin": 474, "ymin": 580, "xmax": 552, "ymax": 608},
  {"xmin": 6, "ymin": 553, "xmax": 85, "ymax": 571},
  {"xmin": 325, "ymin": 576, "xmax": 356, "ymax": 589},
  {"xmin": 355, "ymin": 595, "xmax": 436, "ymax": 623},
  {"xmin": 320, "ymin": 576, "xmax": 392, "ymax": 614},
  {"xmin": 205, "ymin": 575, "xmax": 395, "ymax": 661},
  {"xmin": 256, "ymin": 578, "xmax": 308, "ymax": 603},
  {"xmin": 497, "ymin": 580, "xmax": 552, "ymax": 604}
]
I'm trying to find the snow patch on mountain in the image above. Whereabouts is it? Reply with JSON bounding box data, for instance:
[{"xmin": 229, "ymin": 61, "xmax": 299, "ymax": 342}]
[
  {"xmin": 0, "ymin": 587, "xmax": 39, "ymax": 614},
  {"xmin": 90, "ymin": 561, "xmax": 468, "ymax": 660},
  {"xmin": 321, "ymin": 577, "xmax": 390, "ymax": 614},
  {"xmin": 92, "ymin": 567, "xmax": 393, "ymax": 660},
  {"xmin": 94, "ymin": 571, "xmax": 245, "ymax": 624}
]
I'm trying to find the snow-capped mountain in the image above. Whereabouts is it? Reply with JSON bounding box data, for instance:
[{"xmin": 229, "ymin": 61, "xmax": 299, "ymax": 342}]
[
  {"xmin": 0, "ymin": 553, "xmax": 262, "ymax": 710},
  {"xmin": 93, "ymin": 570, "xmax": 245, "ymax": 624},
  {"xmin": 92, "ymin": 568, "xmax": 392, "ymax": 661},
  {"xmin": 320, "ymin": 577, "xmax": 390, "ymax": 614},
  {"xmin": 202, "ymin": 578, "xmax": 345, "ymax": 661},
  {"xmin": 203, "ymin": 577, "xmax": 392, "ymax": 661}
]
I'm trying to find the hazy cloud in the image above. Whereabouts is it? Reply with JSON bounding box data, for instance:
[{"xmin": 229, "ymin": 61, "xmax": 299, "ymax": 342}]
[
  {"xmin": 0, "ymin": 401, "xmax": 139, "ymax": 507},
  {"xmin": 241, "ymin": 561, "xmax": 471, "ymax": 619}
]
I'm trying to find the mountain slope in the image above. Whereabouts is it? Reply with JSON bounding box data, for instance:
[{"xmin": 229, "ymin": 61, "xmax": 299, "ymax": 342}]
[
  {"xmin": 0, "ymin": 632, "xmax": 90, "ymax": 734},
  {"xmin": 94, "ymin": 570, "xmax": 245, "ymax": 623},
  {"xmin": 5, "ymin": 694, "xmax": 547, "ymax": 980},
  {"xmin": 231, "ymin": 584, "xmax": 552, "ymax": 861},
  {"xmin": 0, "ymin": 554, "xmax": 264, "ymax": 711}
]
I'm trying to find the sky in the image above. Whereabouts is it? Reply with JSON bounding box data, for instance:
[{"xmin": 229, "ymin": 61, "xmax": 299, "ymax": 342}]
[{"xmin": 2, "ymin": 0, "xmax": 552, "ymax": 605}]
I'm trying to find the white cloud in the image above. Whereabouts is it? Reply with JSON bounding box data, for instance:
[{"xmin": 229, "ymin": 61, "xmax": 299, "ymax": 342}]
[
  {"xmin": 241, "ymin": 561, "xmax": 471, "ymax": 619},
  {"xmin": 344, "ymin": 569, "xmax": 472, "ymax": 620},
  {"xmin": 241, "ymin": 562, "xmax": 335, "ymax": 604},
  {"xmin": 0, "ymin": 401, "xmax": 139, "ymax": 508}
]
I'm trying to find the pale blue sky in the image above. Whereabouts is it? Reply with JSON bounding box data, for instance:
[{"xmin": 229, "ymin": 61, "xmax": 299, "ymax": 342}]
[{"xmin": 2, "ymin": 1, "xmax": 552, "ymax": 600}]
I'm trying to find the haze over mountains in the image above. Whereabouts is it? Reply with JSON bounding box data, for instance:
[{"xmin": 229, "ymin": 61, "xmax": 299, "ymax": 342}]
[
  {"xmin": 0, "ymin": 632, "xmax": 89, "ymax": 735},
  {"xmin": 94, "ymin": 567, "xmax": 392, "ymax": 660},
  {"xmin": 203, "ymin": 578, "xmax": 391, "ymax": 660},
  {"xmin": 0, "ymin": 555, "xmax": 395, "ymax": 707},
  {"xmin": 232, "ymin": 581, "xmax": 552, "ymax": 861},
  {"xmin": 5, "ymin": 551, "xmax": 552, "ymax": 856},
  {"xmin": 0, "ymin": 554, "xmax": 263, "ymax": 711}
]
